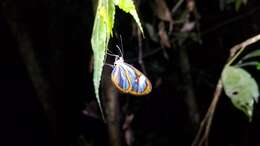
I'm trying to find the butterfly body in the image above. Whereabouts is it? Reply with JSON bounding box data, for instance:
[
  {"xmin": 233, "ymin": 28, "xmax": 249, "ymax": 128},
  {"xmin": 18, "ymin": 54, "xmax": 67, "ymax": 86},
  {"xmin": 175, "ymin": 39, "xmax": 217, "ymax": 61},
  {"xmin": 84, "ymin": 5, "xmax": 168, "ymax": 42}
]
[{"xmin": 111, "ymin": 56, "xmax": 152, "ymax": 95}]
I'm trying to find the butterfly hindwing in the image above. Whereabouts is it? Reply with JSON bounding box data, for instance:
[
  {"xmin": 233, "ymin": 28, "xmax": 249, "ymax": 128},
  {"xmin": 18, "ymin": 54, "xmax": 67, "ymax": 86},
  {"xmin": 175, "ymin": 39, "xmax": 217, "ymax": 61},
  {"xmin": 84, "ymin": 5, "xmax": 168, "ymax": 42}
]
[{"xmin": 124, "ymin": 63, "xmax": 152, "ymax": 95}]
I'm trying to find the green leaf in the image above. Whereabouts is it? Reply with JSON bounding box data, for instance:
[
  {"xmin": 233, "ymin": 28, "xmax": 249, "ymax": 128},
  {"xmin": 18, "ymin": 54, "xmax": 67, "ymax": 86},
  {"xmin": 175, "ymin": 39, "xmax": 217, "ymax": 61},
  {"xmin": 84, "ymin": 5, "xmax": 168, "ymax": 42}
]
[
  {"xmin": 235, "ymin": 0, "xmax": 243, "ymax": 11},
  {"xmin": 256, "ymin": 62, "xmax": 260, "ymax": 70},
  {"xmin": 115, "ymin": 0, "xmax": 144, "ymax": 33},
  {"xmin": 91, "ymin": 0, "xmax": 116, "ymax": 119},
  {"xmin": 222, "ymin": 66, "xmax": 259, "ymax": 121},
  {"xmin": 241, "ymin": 49, "xmax": 260, "ymax": 61},
  {"xmin": 235, "ymin": 0, "xmax": 247, "ymax": 11}
]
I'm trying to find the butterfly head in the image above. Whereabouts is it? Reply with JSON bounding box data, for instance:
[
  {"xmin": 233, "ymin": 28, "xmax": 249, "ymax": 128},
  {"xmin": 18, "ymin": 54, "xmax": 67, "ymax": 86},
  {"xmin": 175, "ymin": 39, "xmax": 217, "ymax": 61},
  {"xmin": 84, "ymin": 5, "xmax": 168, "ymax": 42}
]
[{"xmin": 114, "ymin": 56, "xmax": 124, "ymax": 66}]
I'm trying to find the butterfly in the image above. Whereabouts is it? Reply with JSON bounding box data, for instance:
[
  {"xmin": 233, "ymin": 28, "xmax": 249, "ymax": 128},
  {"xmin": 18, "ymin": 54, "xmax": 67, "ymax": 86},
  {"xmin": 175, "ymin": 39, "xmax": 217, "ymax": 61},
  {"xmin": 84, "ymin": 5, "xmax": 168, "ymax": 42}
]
[{"xmin": 109, "ymin": 47, "xmax": 152, "ymax": 96}]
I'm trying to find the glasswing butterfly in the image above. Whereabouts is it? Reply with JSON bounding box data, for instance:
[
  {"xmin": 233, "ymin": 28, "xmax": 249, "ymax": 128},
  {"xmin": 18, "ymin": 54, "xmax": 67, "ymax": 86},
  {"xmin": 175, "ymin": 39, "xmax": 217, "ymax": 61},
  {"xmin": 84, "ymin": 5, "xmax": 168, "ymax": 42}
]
[{"xmin": 108, "ymin": 45, "xmax": 152, "ymax": 96}]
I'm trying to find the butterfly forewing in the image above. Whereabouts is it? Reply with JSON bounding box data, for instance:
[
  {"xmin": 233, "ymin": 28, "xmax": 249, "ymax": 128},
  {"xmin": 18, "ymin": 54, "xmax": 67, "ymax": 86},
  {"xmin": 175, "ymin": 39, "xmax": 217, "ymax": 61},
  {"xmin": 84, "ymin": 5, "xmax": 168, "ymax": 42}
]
[{"xmin": 111, "ymin": 64, "xmax": 131, "ymax": 93}]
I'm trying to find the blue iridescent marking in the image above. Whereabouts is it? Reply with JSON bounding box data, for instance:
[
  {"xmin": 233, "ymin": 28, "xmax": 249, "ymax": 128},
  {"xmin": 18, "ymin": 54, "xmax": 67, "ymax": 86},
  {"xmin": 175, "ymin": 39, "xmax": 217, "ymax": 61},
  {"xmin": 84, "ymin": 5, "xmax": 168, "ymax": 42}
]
[
  {"xmin": 122, "ymin": 63, "xmax": 147, "ymax": 93},
  {"xmin": 118, "ymin": 66, "xmax": 129, "ymax": 90},
  {"xmin": 112, "ymin": 65, "xmax": 130, "ymax": 90}
]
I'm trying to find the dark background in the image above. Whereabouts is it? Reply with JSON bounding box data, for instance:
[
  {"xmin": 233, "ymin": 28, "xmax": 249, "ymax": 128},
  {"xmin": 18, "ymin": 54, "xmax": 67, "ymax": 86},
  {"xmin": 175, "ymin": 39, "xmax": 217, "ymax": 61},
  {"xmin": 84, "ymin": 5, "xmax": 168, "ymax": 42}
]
[{"xmin": 0, "ymin": 0, "xmax": 260, "ymax": 146}]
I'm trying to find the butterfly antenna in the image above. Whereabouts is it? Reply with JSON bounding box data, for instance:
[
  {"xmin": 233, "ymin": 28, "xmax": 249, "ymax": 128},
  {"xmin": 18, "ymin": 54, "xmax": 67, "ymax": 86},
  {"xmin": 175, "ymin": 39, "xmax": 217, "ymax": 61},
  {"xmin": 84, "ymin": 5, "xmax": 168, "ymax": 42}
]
[
  {"xmin": 107, "ymin": 52, "xmax": 119, "ymax": 57},
  {"xmin": 107, "ymin": 49, "xmax": 116, "ymax": 56},
  {"xmin": 107, "ymin": 49, "xmax": 114, "ymax": 54},
  {"xmin": 104, "ymin": 63, "xmax": 114, "ymax": 68},
  {"xmin": 116, "ymin": 45, "xmax": 123, "ymax": 57},
  {"xmin": 119, "ymin": 35, "xmax": 124, "ymax": 56}
]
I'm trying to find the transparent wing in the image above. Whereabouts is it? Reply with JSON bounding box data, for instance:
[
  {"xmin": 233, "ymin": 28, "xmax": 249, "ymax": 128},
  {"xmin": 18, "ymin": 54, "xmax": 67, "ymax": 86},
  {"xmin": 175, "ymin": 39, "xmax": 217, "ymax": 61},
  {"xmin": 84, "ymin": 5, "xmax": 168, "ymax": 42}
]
[
  {"xmin": 111, "ymin": 65, "xmax": 131, "ymax": 93},
  {"xmin": 121, "ymin": 63, "xmax": 152, "ymax": 95}
]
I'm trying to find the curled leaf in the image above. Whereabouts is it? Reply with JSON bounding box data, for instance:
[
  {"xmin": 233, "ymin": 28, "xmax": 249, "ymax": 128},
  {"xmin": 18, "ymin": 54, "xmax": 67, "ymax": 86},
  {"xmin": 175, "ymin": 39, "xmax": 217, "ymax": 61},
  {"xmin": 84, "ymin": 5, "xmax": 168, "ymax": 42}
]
[
  {"xmin": 158, "ymin": 22, "xmax": 171, "ymax": 48},
  {"xmin": 155, "ymin": 0, "xmax": 173, "ymax": 22},
  {"xmin": 222, "ymin": 66, "xmax": 259, "ymax": 120}
]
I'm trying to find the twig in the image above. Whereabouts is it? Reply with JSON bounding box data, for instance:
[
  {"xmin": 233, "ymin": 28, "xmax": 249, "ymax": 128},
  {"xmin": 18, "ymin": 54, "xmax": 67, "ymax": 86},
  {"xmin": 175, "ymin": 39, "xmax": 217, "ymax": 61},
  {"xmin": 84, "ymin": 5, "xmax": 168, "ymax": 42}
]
[
  {"xmin": 227, "ymin": 34, "xmax": 260, "ymax": 67},
  {"xmin": 192, "ymin": 33, "xmax": 260, "ymax": 146},
  {"xmin": 171, "ymin": 0, "xmax": 185, "ymax": 14},
  {"xmin": 202, "ymin": 6, "xmax": 260, "ymax": 36},
  {"xmin": 126, "ymin": 47, "xmax": 162, "ymax": 63},
  {"xmin": 137, "ymin": 29, "xmax": 147, "ymax": 74}
]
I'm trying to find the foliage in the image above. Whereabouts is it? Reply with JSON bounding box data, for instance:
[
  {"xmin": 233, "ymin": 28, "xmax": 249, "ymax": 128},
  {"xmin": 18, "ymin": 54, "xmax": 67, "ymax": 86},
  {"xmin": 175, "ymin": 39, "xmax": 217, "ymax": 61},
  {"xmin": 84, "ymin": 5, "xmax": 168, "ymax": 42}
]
[
  {"xmin": 91, "ymin": 0, "xmax": 143, "ymax": 119},
  {"xmin": 219, "ymin": 0, "xmax": 248, "ymax": 11}
]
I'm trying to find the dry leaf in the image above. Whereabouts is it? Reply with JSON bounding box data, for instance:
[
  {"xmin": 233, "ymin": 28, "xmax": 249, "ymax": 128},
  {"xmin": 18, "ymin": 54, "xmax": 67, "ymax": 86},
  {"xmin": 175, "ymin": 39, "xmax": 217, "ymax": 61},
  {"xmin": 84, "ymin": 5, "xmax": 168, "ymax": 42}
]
[
  {"xmin": 123, "ymin": 114, "xmax": 135, "ymax": 130},
  {"xmin": 187, "ymin": 0, "xmax": 195, "ymax": 12},
  {"xmin": 125, "ymin": 129, "xmax": 134, "ymax": 146},
  {"xmin": 123, "ymin": 114, "xmax": 135, "ymax": 146},
  {"xmin": 82, "ymin": 100, "xmax": 99, "ymax": 119},
  {"xmin": 158, "ymin": 22, "xmax": 171, "ymax": 48},
  {"xmin": 155, "ymin": 0, "xmax": 173, "ymax": 22}
]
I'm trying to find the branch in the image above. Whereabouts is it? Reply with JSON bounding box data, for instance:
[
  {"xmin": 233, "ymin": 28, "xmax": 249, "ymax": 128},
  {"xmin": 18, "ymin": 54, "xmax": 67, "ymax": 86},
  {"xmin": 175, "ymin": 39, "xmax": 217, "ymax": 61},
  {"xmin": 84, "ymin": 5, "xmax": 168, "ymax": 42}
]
[
  {"xmin": 102, "ymin": 67, "xmax": 121, "ymax": 146},
  {"xmin": 137, "ymin": 29, "xmax": 147, "ymax": 74}
]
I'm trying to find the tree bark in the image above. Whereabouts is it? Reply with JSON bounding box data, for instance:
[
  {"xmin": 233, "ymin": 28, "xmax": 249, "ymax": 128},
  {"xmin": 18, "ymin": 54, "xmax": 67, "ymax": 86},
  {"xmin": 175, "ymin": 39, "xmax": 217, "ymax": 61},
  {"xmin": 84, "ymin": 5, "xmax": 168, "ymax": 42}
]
[{"xmin": 102, "ymin": 67, "xmax": 121, "ymax": 146}]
